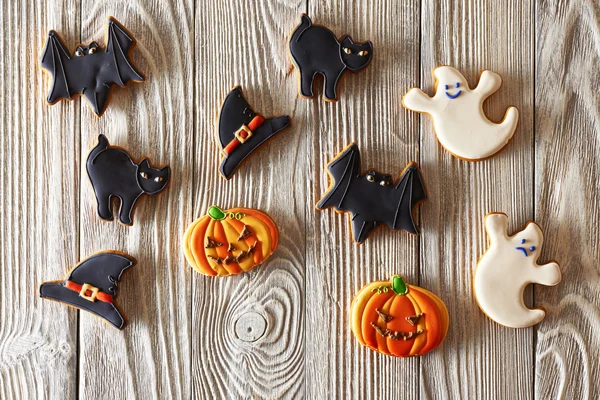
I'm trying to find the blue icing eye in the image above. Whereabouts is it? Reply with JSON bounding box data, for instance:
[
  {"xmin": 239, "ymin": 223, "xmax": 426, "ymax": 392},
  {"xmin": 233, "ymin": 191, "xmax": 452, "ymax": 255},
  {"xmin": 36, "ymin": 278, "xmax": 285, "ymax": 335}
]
[
  {"xmin": 444, "ymin": 84, "xmax": 449, "ymax": 90},
  {"xmin": 455, "ymin": 82, "xmax": 460, "ymax": 88},
  {"xmin": 530, "ymin": 246, "xmax": 536, "ymax": 251},
  {"xmin": 521, "ymin": 239, "xmax": 525, "ymax": 244}
]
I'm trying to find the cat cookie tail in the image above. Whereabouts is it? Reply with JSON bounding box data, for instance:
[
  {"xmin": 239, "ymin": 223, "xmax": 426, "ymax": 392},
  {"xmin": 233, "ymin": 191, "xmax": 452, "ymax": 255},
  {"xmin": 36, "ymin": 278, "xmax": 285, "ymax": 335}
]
[
  {"xmin": 291, "ymin": 14, "xmax": 312, "ymax": 42},
  {"xmin": 88, "ymin": 134, "xmax": 110, "ymax": 163}
]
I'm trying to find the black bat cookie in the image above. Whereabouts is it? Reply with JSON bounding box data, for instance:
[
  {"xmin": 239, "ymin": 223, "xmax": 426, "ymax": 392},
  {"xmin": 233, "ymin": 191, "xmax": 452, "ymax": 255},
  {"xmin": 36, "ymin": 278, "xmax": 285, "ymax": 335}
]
[
  {"xmin": 289, "ymin": 14, "xmax": 373, "ymax": 101},
  {"xmin": 87, "ymin": 134, "xmax": 170, "ymax": 225},
  {"xmin": 41, "ymin": 17, "xmax": 144, "ymax": 116},
  {"xmin": 317, "ymin": 144, "xmax": 427, "ymax": 243}
]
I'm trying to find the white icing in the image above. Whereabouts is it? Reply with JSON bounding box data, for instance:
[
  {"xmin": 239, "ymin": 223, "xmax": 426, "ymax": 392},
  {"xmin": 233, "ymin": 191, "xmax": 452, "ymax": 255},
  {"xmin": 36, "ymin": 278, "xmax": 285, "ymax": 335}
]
[
  {"xmin": 474, "ymin": 213, "xmax": 561, "ymax": 328},
  {"xmin": 402, "ymin": 66, "xmax": 519, "ymax": 160}
]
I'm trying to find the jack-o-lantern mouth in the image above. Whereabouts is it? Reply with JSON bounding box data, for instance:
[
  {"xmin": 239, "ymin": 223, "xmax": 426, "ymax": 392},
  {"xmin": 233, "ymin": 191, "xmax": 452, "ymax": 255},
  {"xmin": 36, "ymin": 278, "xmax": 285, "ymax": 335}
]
[{"xmin": 371, "ymin": 322, "xmax": 424, "ymax": 341}]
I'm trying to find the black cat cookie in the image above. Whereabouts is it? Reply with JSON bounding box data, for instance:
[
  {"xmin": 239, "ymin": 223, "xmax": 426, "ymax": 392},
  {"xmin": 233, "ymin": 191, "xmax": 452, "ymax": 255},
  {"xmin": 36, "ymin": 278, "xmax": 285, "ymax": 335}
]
[
  {"xmin": 317, "ymin": 144, "xmax": 427, "ymax": 243},
  {"xmin": 41, "ymin": 17, "xmax": 144, "ymax": 116},
  {"xmin": 40, "ymin": 251, "xmax": 135, "ymax": 330},
  {"xmin": 289, "ymin": 14, "xmax": 373, "ymax": 102},
  {"xmin": 87, "ymin": 134, "xmax": 170, "ymax": 225},
  {"xmin": 217, "ymin": 86, "xmax": 291, "ymax": 180}
]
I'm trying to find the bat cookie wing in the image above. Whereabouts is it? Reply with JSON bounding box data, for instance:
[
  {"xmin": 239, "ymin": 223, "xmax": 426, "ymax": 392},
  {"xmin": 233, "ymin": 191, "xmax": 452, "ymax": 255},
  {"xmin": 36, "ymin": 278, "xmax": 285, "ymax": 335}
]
[
  {"xmin": 316, "ymin": 143, "xmax": 360, "ymax": 211},
  {"xmin": 391, "ymin": 163, "xmax": 427, "ymax": 234},
  {"xmin": 105, "ymin": 17, "xmax": 144, "ymax": 86},
  {"xmin": 41, "ymin": 31, "xmax": 73, "ymax": 103}
]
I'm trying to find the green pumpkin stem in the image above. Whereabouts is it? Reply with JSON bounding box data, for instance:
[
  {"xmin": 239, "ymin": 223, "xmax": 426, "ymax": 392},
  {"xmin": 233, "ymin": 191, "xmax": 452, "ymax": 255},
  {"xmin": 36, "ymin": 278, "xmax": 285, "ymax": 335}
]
[
  {"xmin": 392, "ymin": 275, "xmax": 408, "ymax": 296},
  {"xmin": 208, "ymin": 206, "xmax": 226, "ymax": 221}
]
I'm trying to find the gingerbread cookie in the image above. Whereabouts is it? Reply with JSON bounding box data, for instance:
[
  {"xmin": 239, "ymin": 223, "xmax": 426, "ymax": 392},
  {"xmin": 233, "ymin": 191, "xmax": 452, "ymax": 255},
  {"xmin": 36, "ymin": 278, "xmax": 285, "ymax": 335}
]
[
  {"xmin": 217, "ymin": 86, "xmax": 291, "ymax": 180},
  {"xmin": 316, "ymin": 143, "xmax": 427, "ymax": 243},
  {"xmin": 351, "ymin": 275, "xmax": 449, "ymax": 357},
  {"xmin": 289, "ymin": 14, "xmax": 373, "ymax": 102},
  {"xmin": 40, "ymin": 251, "xmax": 135, "ymax": 330},
  {"xmin": 402, "ymin": 66, "xmax": 518, "ymax": 161},
  {"xmin": 41, "ymin": 17, "xmax": 144, "ymax": 116},
  {"xmin": 183, "ymin": 206, "xmax": 279, "ymax": 276},
  {"xmin": 86, "ymin": 134, "xmax": 170, "ymax": 226},
  {"xmin": 474, "ymin": 213, "xmax": 561, "ymax": 328}
]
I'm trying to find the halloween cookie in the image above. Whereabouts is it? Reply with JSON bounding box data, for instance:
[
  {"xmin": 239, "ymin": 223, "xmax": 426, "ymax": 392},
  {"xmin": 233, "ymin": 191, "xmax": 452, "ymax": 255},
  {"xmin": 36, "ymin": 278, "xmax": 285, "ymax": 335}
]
[
  {"xmin": 316, "ymin": 143, "xmax": 427, "ymax": 243},
  {"xmin": 216, "ymin": 86, "xmax": 291, "ymax": 180},
  {"xmin": 40, "ymin": 251, "xmax": 135, "ymax": 330},
  {"xmin": 474, "ymin": 213, "xmax": 561, "ymax": 328},
  {"xmin": 351, "ymin": 275, "xmax": 449, "ymax": 357},
  {"xmin": 402, "ymin": 66, "xmax": 518, "ymax": 161},
  {"xmin": 86, "ymin": 134, "xmax": 170, "ymax": 226},
  {"xmin": 41, "ymin": 17, "xmax": 144, "ymax": 116},
  {"xmin": 183, "ymin": 206, "xmax": 279, "ymax": 276},
  {"xmin": 289, "ymin": 14, "xmax": 373, "ymax": 102}
]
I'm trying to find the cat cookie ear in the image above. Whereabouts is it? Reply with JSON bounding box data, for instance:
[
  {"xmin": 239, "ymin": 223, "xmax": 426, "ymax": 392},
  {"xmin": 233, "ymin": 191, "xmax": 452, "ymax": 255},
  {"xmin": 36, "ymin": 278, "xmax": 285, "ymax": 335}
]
[
  {"xmin": 138, "ymin": 158, "xmax": 150, "ymax": 169},
  {"xmin": 340, "ymin": 35, "xmax": 354, "ymax": 46}
]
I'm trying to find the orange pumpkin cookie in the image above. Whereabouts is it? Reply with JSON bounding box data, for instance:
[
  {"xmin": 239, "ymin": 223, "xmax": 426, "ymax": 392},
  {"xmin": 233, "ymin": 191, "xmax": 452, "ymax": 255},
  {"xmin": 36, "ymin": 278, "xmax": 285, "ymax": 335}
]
[
  {"xmin": 183, "ymin": 206, "xmax": 279, "ymax": 276},
  {"xmin": 351, "ymin": 275, "xmax": 449, "ymax": 357}
]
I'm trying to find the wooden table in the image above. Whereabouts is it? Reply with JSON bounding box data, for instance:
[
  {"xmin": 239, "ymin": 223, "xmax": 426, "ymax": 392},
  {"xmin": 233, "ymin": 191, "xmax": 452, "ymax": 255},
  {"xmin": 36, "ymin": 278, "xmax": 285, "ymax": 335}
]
[{"xmin": 2, "ymin": 0, "xmax": 598, "ymax": 398}]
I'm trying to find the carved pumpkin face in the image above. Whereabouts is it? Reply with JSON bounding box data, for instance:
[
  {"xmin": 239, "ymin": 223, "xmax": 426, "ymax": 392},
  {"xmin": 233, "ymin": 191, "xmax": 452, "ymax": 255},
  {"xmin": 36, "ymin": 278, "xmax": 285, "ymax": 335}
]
[
  {"xmin": 351, "ymin": 275, "xmax": 449, "ymax": 357},
  {"xmin": 183, "ymin": 206, "xmax": 278, "ymax": 276}
]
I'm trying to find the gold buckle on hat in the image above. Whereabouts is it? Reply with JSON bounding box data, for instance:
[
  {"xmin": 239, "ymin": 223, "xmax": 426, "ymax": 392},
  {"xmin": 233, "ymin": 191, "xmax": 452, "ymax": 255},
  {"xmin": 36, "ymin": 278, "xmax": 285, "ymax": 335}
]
[
  {"xmin": 234, "ymin": 124, "xmax": 253, "ymax": 144},
  {"xmin": 79, "ymin": 283, "xmax": 99, "ymax": 302}
]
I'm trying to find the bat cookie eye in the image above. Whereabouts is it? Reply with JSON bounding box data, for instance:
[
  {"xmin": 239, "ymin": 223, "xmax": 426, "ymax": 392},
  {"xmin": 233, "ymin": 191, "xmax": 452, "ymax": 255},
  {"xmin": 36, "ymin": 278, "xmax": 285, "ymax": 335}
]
[
  {"xmin": 380, "ymin": 180, "xmax": 389, "ymax": 186},
  {"xmin": 154, "ymin": 177, "xmax": 163, "ymax": 183},
  {"xmin": 140, "ymin": 172, "xmax": 149, "ymax": 179},
  {"xmin": 88, "ymin": 47, "xmax": 96, "ymax": 55},
  {"xmin": 358, "ymin": 50, "xmax": 369, "ymax": 56},
  {"xmin": 75, "ymin": 49, "xmax": 83, "ymax": 57},
  {"xmin": 343, "ymin": 47, "xmax": 352, "ymax": 54},
  {"xmin": 366, "ymin": 174, "xmax": 375, "ymax": 182}
]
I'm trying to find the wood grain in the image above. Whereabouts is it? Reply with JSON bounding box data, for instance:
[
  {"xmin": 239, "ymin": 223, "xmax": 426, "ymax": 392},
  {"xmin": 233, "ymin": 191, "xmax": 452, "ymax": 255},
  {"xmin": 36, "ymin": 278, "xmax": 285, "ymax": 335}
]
[
  {"xmin": 535, "ymin": 0, "xmax": 600, "ymax": 398},
  {"xmin": 2, "ymin": 0, "xmax": 600, "ymax": 398},
  {"xmin": 77, "ymin": 2, "xmax": 193, "ymax": 399},
  {"xmin": 0, "ymin": 2, "xmax": 80, "ymax": 399},
  {"xmin": 305, "ymin": 1, "xmax": 422, "ymax": 398},
  {"xmin": 192, "ymin": 0, "xmax": 306, "ymax": 398}
]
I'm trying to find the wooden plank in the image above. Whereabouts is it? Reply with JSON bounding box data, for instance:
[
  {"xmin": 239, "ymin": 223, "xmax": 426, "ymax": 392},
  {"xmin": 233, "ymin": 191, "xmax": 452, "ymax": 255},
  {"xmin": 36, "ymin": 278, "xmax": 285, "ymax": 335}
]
[
  {"xmin": 535, "ymin": 1, "xmax": 600, "ymax": 398},
  {"xmin": 0, "ymin": 1, "xmax": 80, "ymax": 399},
  {"xmin": 191, "ymin": 0, "xmax": 306, "ymax": 398},
  {"xmin": 305, "ymin": 1, "xmax": 421, "ymax": 398},
  {"xmin": 77, "ymin": 3, "xmax": 193, "ymax": 399},
  {"xmin": 419, "ymin": 0, "xmax": 535, "ymax": 398}
]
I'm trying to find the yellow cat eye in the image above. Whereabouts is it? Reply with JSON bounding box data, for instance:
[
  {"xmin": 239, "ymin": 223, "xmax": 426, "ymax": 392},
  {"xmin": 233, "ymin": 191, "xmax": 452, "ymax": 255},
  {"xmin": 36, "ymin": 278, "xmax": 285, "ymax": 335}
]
[
  {"xmin": 140, "ymin": 172, "xmax": 149, "ymax": 179},
  {"xmin": 358, "ymin": 50, "xmax": 369, "ymax": 56},
  {"xmin": 154, "ymin": 177, "xmax": 163, "ymax": 183},
  {"xmin": 343, "ymin": 47, "xmax": 352, "ymax": 54}
]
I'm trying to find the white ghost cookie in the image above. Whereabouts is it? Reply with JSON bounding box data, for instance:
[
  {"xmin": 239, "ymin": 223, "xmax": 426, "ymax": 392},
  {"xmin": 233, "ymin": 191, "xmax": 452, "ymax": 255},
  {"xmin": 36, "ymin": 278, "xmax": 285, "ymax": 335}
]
[
  {"xmin": 474, "ymin": 213, "xmax": 561, "ymax": 328},
  {"xmin": 402, "ymin": 66, "xmax": 519, "ymax": 161}
]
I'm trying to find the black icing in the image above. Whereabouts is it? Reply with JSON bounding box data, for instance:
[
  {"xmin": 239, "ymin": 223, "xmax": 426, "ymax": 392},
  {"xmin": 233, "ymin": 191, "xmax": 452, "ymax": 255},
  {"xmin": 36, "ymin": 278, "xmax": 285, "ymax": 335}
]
[
  {"xmin": 317, "ymin": 144, "xmax": 427, "ymax": 243},
  {"xmin": 39, "ymin": 251, "xmax": 135, "ymax": 330},
  {"xmin": 289, "ymin": 14, "xmax": 373, "ymax": 101},
  {"xmin": 86, "ymin": 134, "xmax": 170, "ymax": 225},
  {"xmin": 40, "ymin": 17, "xmax": 144, "ymax": 116},
  {"xmin": 218, "ymin": 86, "xmax": 291, "ymax": 180}
]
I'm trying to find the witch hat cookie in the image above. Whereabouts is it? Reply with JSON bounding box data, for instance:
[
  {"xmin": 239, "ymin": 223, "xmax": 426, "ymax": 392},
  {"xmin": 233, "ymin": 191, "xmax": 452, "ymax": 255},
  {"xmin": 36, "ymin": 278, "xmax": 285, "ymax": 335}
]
[
  {"xmin": 40, "ymin": 251, "xmax": 135, "ymax": 330},
  {"xmin": 216, "ymin": 86, "xmax": 291, "ymax": 180}
]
